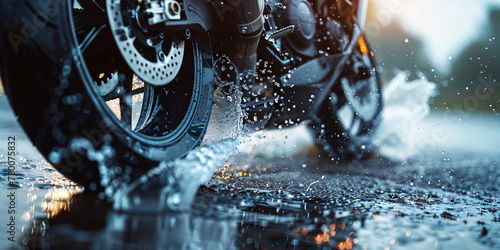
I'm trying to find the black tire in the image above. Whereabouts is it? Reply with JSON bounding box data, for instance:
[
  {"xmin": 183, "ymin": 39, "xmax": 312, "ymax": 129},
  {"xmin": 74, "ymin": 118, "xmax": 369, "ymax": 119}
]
[
  {"xmin": 312, "ymin": 36, "xmax": 382, "ymax": 160},
  {"xmin": 0, "ymin": 0, "xmax": 214, "ymax": 190}
]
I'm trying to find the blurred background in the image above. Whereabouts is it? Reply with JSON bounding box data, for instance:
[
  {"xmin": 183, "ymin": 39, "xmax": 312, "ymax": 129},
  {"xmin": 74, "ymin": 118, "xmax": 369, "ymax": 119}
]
[
  {"xmin": 2, "ymin": 0, "xmax": 499, "ymax": 114},
  {"xmin": 367, "ymin": 0, "xmax": 500, "ymax": 113}
]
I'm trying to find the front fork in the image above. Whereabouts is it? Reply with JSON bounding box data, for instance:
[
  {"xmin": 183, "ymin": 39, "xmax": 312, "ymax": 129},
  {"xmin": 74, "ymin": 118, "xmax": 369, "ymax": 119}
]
[{"xmin": 357, "ymin": 0, "xmax": 369, "ymax": 31}]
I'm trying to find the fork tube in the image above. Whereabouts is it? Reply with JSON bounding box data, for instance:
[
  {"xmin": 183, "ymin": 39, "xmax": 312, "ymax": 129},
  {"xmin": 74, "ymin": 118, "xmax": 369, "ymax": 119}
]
[{"xmin": 357, "ymin": 0, "xmax": 369, "ymax": 30}]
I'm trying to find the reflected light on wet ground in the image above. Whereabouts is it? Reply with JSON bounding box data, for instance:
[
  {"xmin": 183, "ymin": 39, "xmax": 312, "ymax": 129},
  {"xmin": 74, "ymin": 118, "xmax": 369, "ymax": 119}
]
[
  {"xmin": 41, "ymin": 187, "xmax": 84, "ymax": 219},
  {"xmin": 0, "ymin": 156, "xmax": 83, "ymax": 246}
]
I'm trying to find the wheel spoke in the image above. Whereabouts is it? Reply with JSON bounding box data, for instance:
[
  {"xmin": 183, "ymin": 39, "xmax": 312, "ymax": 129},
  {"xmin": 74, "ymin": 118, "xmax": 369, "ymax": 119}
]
[
  {"xmin": 350, "ymin": 116, "xmax": 361, "ymax": 135},
  {"xmin": 336, "ymin": 86, "xmax": 364, "ymax": 136},
  {"xmin": 119, "ymin": 74, "xmax": 133, "ymax": 127},
  {"xmin": 77, "ymin": 0, "xmax": 105, "ymax": 14},
  {"xmin": 337, "ymin": 104, "xmax": 354, "ymax": 130},
  {"xmin": 133, "ymin": 83, "xmax": 154, "ymax": 131},
  {"xmin": 74, "ymin": 0, "xmax": 108, "ymax": 29},
  {"xmin": 79, "ymin": 24, "xmax": 107, "ymax": 53}
]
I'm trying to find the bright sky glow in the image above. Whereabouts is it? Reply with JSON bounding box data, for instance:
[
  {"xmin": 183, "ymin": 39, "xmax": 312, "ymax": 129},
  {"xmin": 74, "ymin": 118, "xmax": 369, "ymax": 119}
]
[{"xmin": 372, "ymin": 0, "xmax": 500, "ymax": 72}]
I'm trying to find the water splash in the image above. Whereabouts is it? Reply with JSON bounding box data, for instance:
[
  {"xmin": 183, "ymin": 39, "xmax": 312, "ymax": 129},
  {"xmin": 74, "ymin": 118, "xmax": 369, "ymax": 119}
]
[
  {"xmin": 233, "ymin": 71, "xmax": 438, "ymax": 162},
  {"xmin": 203, "ymin": 58, "xmax": 245, "ymax": 144},
  {"xmin": 113, "ymin": 140, "xmax": 238, "ymax": 212},
  {"xmin": 374, "ymin": 71, "xmax": 437, "ymax": 161},
  {"xmin": 113, "ymin": 79, "xmax": 245, "ymax": 213},
  {"xmin": 236, "ymin": 125, "xmax": 316, "ymax": 160},
  {"xmin": 111, "ymin": 70, "xmax": 438, "ymax": 212}
]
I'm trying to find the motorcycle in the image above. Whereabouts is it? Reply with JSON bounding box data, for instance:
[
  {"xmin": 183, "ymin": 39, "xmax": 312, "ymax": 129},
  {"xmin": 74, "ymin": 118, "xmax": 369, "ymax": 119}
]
[{"xmin": 0, "ymin": 0, "xmax": 382, "ymax": 189}]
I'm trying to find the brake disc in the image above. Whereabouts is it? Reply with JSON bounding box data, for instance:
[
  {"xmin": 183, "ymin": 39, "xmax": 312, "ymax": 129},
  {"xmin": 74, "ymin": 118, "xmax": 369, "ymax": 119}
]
[{"xmin": 106, "ymin": 0, "xmax": 184, "ymax": 86}]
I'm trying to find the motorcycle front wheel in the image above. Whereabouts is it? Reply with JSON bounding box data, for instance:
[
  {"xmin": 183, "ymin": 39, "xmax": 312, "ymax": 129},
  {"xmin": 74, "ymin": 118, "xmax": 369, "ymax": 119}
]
[{"xmin": 0, "ymin": 0, "xmax": 214, "ymax": 189}]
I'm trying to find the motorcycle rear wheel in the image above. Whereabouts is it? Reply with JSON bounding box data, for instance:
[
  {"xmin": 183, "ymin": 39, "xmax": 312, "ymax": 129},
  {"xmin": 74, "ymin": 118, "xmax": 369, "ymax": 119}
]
[
  {"xmin": 313, "ymin": 36, "xmax": 383, "ymax": 160},
  {"xmin": 0, "ymin": 0, "xmax": 214, "ymax": 189}
]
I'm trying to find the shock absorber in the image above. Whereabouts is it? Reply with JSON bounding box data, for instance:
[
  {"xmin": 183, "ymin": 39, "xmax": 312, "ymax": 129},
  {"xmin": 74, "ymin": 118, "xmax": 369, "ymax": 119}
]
[
  {"xmin": 220, "ymin": 0, "xmax": 272, "ymax": 129},
  {"xmin": 224, "ymin": 0, "xmax": 265, "ymax": 72}
]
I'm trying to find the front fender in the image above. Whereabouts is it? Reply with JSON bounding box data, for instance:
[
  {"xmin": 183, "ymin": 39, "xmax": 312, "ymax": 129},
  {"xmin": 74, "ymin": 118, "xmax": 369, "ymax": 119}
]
[{"xmin": 183, "ymin": 0, "xmax": 215, "ymax": 33}]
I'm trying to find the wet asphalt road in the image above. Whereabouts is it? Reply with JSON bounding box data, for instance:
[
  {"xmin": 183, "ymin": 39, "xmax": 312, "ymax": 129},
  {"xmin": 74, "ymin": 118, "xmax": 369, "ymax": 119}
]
[
  {"xmin": 201, "ymin": 148, "xmax": 500, "ymax": 249},
  {"xmin": 0, "ymin": 94, "xmax": 499, "ymax": 249}
]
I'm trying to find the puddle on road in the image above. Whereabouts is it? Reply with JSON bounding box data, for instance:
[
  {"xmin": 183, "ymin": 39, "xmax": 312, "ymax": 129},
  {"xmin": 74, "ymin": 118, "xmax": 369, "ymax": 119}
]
[{"xmin": 11, "ymin": 161, "xmax": 498, "ymax": 249}]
